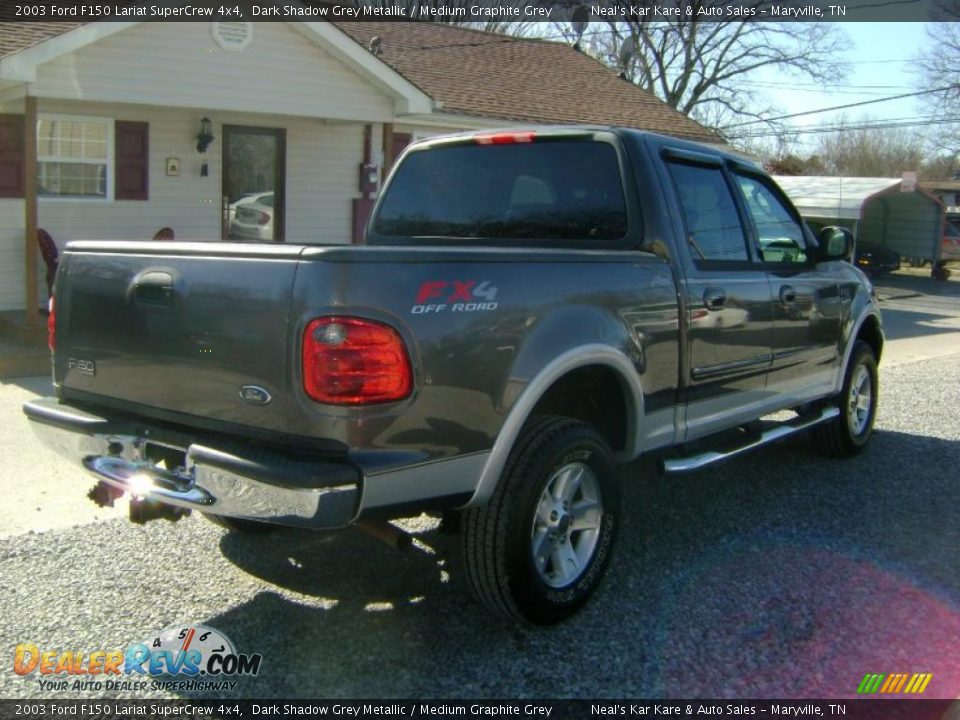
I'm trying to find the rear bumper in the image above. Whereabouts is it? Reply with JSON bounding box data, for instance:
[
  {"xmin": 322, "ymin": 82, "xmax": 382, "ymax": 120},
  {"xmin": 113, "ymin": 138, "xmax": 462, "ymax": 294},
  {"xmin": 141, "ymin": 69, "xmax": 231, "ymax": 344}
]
[{"xmin": 23, "ymin": 397, "xmax": 360, "ymax": 529}]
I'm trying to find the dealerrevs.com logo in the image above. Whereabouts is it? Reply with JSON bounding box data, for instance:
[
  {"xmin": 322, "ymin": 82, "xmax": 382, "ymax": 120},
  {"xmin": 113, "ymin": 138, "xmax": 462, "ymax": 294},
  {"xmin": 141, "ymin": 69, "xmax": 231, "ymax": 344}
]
[{"xmin": 14, "ymin": 625, "xmax": 262, "ymax": 693}]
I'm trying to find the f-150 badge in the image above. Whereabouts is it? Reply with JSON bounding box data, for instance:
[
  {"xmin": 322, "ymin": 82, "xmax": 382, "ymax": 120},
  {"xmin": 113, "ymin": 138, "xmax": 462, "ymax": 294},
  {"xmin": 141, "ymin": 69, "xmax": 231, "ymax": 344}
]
[
  {"xmin": 411, "ymin": 280, "xmax": 499, "ymax": 314},
  {"xmin": 67, "ymin": 358, "xmax": 96, "ymax": 376}
]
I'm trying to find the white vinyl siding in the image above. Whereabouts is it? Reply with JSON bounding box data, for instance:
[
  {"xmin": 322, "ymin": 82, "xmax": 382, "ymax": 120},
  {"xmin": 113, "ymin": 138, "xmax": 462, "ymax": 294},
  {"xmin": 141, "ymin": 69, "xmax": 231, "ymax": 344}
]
[
  {"xmin": 32, "ymin": 22, "xmax": 394, "ymax": 123},
  {"xmin": 0, "ymin": 23, "xmax": 484, "ymax": 311},
  {"xmin": 0, "ymin": 100, "xmax": 366, "ymax": 311},
  {"xmin": 33, "ymin": 100, "xmax": 362, "ymax": 245},
  {"xmin": 0, "ymin": 199, "xmax": 26, "ymax": 311}
]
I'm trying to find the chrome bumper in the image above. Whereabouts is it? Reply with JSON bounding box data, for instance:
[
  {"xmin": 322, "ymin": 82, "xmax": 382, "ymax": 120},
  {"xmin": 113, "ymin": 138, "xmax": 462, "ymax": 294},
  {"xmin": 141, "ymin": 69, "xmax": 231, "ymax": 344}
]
[{"xmin": 23, "ymin": 398, "xmax": 360, "ymax": 529}]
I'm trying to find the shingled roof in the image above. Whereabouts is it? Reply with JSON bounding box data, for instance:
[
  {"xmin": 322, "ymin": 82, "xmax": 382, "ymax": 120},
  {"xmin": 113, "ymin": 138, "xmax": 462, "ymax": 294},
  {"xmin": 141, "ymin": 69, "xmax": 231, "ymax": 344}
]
[
  {"xmin": 336, "ymin": 22, "xmax": 716, "ymax": 142},
  {"xmin": 0, "ymin": 22, "xmax": 81, "ymax": 59},
  {"xmin": 0, "ymin": 20, "xmax": 716, "ymax": 142}
]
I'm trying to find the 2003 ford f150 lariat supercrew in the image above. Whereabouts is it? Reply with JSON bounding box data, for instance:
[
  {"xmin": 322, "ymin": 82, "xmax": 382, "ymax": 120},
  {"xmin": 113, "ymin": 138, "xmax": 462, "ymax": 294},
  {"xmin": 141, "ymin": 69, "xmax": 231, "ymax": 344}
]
[{"xmin": 25, "ymin": 128, "xmax": 883, "ymax": 624}]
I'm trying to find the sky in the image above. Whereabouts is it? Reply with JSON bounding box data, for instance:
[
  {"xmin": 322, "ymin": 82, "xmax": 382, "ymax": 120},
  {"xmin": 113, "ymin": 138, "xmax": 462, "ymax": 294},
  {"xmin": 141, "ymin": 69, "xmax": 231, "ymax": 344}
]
[{"xmin": 738, "ymin": 22, "xmax": 932, "ymax": 152}]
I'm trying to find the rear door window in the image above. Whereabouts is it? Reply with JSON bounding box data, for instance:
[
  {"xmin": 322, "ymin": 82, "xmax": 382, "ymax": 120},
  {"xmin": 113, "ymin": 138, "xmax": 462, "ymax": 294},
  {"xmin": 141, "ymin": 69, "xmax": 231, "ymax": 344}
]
[{"xmin": 373, "ymin": 140, "xmax": 628, "ymax": 243}]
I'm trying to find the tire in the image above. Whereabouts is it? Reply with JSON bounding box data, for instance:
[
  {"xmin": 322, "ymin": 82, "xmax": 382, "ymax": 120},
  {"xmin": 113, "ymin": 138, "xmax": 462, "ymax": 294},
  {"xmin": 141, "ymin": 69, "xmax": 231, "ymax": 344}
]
[
  {"xmin": 814, "ymin": 341, "xmax": 878, "ymax": 457},
  {"xmin": 202, "ymin": 513, "xmax": 279, "ymax": 534},
  {"xmin": 460, "ymin": 415, "xmax": 620, "ymax": 625}
]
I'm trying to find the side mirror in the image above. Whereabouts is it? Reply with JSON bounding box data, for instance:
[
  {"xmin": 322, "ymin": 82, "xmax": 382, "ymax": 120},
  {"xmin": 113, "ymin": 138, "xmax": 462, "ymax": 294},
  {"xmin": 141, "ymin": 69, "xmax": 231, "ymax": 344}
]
[{"xmin": 818, "ymin": 226, "xmax": 853, "ymax": 261}]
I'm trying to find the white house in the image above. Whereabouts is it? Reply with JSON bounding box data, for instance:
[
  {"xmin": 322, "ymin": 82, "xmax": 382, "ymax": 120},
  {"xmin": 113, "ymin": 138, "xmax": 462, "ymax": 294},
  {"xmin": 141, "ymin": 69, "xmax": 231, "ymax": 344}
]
[{"xmin": 0, "ymin": 19, "xmax": 715, "ymax": 343}]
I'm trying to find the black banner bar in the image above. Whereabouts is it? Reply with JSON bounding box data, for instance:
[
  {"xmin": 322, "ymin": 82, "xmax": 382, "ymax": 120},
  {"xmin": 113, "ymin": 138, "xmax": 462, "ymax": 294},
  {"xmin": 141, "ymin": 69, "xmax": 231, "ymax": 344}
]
[
  {"xmin": 0, "ymin": 700, "xmax": 958, "ymax": 720},
  {"xmin": 0, "ymin": 0, "xmax": 946, "ymax": 23}
]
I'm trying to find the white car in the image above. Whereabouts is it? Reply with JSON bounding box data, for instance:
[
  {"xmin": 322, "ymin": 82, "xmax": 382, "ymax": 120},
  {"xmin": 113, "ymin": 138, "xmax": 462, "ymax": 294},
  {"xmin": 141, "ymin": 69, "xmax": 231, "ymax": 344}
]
[{"xmin": 229, "ymin": 192, "xmax": 274, "ymax": 241}]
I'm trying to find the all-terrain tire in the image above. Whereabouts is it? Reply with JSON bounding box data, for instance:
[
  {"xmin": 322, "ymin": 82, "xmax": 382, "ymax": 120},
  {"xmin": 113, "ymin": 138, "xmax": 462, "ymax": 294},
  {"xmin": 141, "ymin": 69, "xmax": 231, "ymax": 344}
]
[
  {"xmin": 461, "ymin": 415, "xmax": 620, "ymax": 625},
  {"xmin": 814, "ymin": 340, "xmax": 878, "ymax": 457}
]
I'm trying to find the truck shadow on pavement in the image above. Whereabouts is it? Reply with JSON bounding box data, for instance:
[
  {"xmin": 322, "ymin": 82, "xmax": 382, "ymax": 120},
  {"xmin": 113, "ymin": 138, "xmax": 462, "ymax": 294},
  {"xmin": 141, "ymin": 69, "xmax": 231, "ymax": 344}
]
[{"xmin": 199, "ymin": 429, "xmax": 959, "ymax": 699}]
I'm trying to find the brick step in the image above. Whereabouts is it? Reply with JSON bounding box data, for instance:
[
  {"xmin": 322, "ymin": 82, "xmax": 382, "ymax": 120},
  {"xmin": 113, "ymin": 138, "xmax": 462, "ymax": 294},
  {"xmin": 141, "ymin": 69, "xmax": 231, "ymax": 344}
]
[
  {"xmin": 0, "ymin": 318, "xmax": 50, "ymax": 378},
  {"xmin": 0, "ymin": 309, "xmax": 47, "ymax": 345},
  {"xmin": 0, "ymin": 350, "xmax": 50, "ymax": 379}
]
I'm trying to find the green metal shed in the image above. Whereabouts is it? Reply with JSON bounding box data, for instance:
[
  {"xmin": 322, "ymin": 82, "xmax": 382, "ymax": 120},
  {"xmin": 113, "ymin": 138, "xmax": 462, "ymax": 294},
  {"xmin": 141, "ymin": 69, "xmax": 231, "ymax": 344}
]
[{"xmin": 775, "ymin": 176, "xmax": 947, "ymax": 263}]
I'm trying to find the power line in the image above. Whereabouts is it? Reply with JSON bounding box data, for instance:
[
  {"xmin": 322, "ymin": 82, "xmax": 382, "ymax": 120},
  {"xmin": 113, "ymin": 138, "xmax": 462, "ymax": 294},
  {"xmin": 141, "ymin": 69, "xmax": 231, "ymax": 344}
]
[
  {"xmin": 747, "ymin": 81, "xmax": 914, "ymax": 90},
  {"xmin": 718, "ymin": 86, "xmax": 957, "ymax": 129},
  {"xmin": 746, "ymin": 86, "xmax": 914, "ymax": 97},
  {"xmin": 726, "ymin": 116, "xmax": 960, "ymax": 139}
]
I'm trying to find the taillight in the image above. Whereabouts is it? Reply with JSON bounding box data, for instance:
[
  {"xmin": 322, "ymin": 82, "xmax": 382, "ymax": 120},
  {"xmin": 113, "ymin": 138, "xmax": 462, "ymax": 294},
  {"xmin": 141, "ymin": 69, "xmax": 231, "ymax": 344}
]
[
  {"xmin": 256, "ymin": 210, "xmax": 270, "ymax": 226},
  {"xmin": 47, "ymin": 296, "xmax": 55, "ymax": 352},
  {"xmin": 474, "ymin": 132, "xmax": 536, "ymax": 145},
  {"xmin": 302, "ymin": 317, "xmax": 412, "ymax": 405}
]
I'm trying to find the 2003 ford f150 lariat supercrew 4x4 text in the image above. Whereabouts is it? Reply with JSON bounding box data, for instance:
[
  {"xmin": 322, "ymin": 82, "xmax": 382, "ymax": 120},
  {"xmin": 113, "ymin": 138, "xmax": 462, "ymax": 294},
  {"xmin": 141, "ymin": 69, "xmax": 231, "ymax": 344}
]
[{"xmin": 25, "ymin": 128, "xmax": 882, "ymax": 624}]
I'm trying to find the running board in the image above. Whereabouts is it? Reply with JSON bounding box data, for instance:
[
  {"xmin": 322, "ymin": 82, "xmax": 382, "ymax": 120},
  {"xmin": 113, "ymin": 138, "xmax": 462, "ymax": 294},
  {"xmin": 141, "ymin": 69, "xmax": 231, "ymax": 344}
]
[{"xmin": 662, "ymin": 406, "xmax": 840, "ymax": 474}]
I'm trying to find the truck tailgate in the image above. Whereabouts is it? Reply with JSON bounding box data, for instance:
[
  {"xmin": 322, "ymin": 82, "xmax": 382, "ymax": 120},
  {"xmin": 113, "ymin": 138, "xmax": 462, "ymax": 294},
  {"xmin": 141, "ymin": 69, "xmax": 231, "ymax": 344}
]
[{"xmin": 53, "ymin": 242, "xmax": 300, "ymax": 434}]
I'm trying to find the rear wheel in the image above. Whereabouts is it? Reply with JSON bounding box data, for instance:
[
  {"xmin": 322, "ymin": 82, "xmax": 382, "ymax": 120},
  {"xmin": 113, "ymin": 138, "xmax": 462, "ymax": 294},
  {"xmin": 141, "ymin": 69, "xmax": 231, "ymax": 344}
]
[
  {"xmin": 461, "ymin": 416, "xmax": 619, "ymax": 625},
  {"xmin": 202, "ymin": 513, "xmax": 279, "ymax": 534},
  {"xmin": 814, "ymin": 340, "xmax": 878, "ymax": 456}
]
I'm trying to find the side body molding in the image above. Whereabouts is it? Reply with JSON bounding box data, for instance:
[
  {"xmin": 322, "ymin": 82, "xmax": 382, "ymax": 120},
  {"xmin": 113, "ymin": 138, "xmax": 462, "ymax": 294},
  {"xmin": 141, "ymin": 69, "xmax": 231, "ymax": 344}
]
[{"xmin": 464, "ymin": 344, "xmax": 645, "ymax": 508}]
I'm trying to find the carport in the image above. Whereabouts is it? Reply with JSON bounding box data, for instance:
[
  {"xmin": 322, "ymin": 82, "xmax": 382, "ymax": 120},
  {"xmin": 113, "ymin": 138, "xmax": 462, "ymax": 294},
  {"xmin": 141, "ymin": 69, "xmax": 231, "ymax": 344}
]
[{"xmin": 775, "ymin": 176, "xmax": 947, "ymax": 262}]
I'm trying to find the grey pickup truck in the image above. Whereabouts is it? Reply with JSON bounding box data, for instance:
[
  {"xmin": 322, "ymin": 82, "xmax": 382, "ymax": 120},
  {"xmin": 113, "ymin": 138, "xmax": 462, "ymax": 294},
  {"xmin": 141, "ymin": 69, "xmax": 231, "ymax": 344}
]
[{"xmin": 25, "ymin": 128, "xmax": 882, "ymax": 624}]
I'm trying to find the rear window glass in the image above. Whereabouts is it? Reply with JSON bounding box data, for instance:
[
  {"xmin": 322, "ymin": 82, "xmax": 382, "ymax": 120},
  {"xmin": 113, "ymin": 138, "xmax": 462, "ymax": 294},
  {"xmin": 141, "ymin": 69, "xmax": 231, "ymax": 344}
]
[{"xmin": 373, "ymin": 141, "xmax": 628, "ymax": 242}]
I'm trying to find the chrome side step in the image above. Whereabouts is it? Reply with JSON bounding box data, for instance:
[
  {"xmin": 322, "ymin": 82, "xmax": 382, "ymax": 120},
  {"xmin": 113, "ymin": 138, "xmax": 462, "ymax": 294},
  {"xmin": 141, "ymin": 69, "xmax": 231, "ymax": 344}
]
[{"xmin": 662, "ymin": 406, "xmax": 840, "ymax": 474}]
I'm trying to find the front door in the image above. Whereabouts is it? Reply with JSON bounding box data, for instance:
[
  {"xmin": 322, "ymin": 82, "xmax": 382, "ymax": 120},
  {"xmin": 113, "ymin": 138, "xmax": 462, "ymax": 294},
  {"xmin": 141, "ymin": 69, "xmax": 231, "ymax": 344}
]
[
  {"xmin": 663, "ymin": 154, "xmax": 775, "ymax": 441},
  {"xmin": 731, "ymin": 170, "xmax": 842, "ymax": 401},
  {"xmin": 222, "ymin": 125, "xmax": 285, "ymax": 242}
]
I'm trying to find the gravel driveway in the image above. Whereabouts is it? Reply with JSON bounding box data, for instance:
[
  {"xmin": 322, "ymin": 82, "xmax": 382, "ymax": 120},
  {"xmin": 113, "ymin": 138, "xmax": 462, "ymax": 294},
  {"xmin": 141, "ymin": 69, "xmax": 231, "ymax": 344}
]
[{"xmin": 1, "ymin": 355, "xmax": 958, "ymax": 700}]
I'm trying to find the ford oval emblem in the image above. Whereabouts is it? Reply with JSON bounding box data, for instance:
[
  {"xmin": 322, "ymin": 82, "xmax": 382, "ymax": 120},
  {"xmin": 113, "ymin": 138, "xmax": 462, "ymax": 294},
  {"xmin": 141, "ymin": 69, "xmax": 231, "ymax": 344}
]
[{"xmin": 239, "ymin": 385, "xmax": 272, "ymax": 406}]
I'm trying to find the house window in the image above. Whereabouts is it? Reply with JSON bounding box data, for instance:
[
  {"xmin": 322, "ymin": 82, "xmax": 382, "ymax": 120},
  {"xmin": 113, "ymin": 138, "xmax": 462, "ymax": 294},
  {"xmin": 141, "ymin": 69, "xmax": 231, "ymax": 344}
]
[{"xmin": 37, "ymin": 115, "xmax": 113, "ymax": 199}]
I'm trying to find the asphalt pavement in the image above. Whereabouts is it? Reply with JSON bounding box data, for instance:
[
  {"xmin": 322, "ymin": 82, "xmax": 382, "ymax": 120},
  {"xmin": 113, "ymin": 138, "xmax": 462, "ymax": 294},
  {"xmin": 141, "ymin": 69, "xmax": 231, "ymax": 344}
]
[{"xmin": 1, "ymin": 275, "xmax": 958, "ymax": 701}]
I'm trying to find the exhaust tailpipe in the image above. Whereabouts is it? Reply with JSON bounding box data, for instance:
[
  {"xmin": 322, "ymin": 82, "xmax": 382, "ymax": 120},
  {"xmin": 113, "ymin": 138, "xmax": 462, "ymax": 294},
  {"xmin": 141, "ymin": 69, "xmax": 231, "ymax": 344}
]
[{"xmin": 356, "ymin": 519, "xmax": 412, "ymax": 550}]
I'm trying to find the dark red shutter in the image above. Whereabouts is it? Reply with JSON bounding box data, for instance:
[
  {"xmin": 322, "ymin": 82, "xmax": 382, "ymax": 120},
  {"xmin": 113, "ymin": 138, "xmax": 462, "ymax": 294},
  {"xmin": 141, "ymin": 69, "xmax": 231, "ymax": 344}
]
[
  {"xmin": 115, "ymin": 121, "xmax": 148, "ymax": 200},
  {"xmin": 0, "ymin": 114, "xmax": 25, "ymax": 199},
  {"xmin": 392, "ymin": 133, "xmax": 412, "ymax": 168}
]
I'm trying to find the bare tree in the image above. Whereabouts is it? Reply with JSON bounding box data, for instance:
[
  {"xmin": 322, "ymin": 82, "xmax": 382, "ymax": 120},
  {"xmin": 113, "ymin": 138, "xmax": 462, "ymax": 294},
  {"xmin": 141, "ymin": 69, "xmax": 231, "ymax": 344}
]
[
  {"xmin": 558, "ymin": 2, "xmax": 849, "ymax": 132},
  {"xmin": 916, "ymin": 1, "xmax": 960, "ymax": 157},
  {"xmin": 812, "ymin": 116, "xmax": 925, "ymax": 177}
]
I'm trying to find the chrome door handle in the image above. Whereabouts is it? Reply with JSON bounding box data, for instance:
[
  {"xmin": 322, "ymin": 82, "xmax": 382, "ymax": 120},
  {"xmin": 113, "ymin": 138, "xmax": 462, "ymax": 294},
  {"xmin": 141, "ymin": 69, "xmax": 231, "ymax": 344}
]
[{"xmin": 703, "ymin": 288, "xmax": 726, "ymax": 310}]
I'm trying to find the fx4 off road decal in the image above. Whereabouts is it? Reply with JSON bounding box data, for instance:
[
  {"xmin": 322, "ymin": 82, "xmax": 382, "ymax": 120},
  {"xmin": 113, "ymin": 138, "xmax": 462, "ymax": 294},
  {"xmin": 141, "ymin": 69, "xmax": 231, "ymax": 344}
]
[{"xmin": 411, "ymin": 280, "xmax": 499, "ymax": 314}]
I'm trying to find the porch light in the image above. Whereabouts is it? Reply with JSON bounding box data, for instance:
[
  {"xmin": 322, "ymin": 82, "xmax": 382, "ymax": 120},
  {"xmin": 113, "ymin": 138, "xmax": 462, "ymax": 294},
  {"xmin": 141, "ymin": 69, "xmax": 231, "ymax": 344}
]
[{"xmin": 196, "ymin": 117, "xmax": 215, "ymax": 153}]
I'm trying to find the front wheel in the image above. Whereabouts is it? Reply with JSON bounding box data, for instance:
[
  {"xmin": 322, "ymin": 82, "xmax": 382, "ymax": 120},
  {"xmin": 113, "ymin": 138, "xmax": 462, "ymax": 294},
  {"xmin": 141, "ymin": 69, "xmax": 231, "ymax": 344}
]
[
  {"xmin": 814, "ymin": 340, "xmax": 878, "ymax": 456},
  {"xmin": 460, "ymin": 416, "xmax": 620, "ymax": 625}
]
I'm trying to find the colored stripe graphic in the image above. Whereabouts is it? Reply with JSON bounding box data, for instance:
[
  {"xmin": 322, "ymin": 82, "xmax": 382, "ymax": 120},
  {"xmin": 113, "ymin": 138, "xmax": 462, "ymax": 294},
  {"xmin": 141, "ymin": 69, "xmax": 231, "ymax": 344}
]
[
  {"xmin": 905, "ymin": 673, "xmax": 933, "ymax": 693},
  {"xmin": 881, "ymin": 674, "xmax": 901, "ymax": 693},
  {"xmin": 857, "ymin": 674, "xmax": 885, "ymax": 694},
  {"xmin": 858, "ymin": 673, "xmax": 932, "ymax": 694},
  {"xmin": 894, "ymin": 674, "xmax": 909, "ymax": 693}
]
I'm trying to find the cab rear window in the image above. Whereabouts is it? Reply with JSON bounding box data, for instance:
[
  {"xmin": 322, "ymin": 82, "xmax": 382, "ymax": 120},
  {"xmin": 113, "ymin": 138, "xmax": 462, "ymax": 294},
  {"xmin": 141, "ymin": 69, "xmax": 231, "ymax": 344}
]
[{"xmin": 373, "ymin": 140, "xmax": 628, "ymax": 243}]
